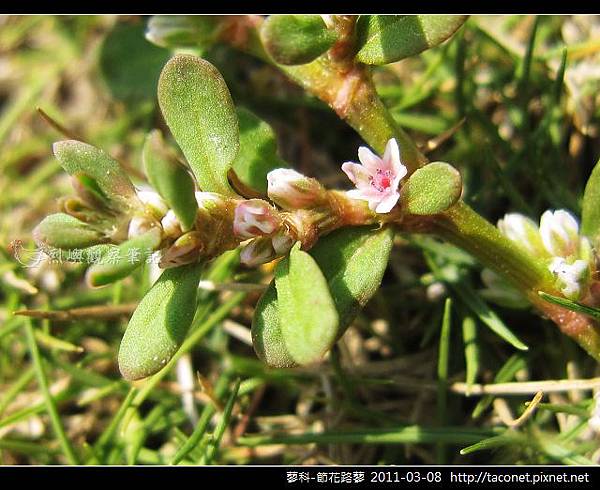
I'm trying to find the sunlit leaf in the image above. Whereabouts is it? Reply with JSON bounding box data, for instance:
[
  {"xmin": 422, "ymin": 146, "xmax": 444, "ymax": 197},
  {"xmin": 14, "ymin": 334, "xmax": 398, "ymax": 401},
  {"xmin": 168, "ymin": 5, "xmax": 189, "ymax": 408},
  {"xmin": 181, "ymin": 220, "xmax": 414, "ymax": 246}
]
[
  {"xmin": 252, "ymin": 226, "xmax": 393, "ymax": 367},
  {"xmin": 355, "ymin": 15, "xmax": 468, "ymax": 65},
  {"xmin": 143, "ymin": 130, "xmax": 198, "ymax": 231},
  {"xmin": 86, "ymin": 228, "xmax": 162, "ymax": 287},
  {"xmin": 118, "ymin": 262, "xmax": 203, "ymax": 380},
  {"xmin": 261, "ymin": 15, "xmax": 338, "ymax": 65},
  {"xmin": 231, "ymin": 107, "xmax": 288, "ymax": 196},
  {"xmin": 158, "ymin": 55, "xmax": 239, "ymax": 196},
  {"xmin": 33, "ymin": 213, "xmax": 106, "ymax": 250},
  {"xmin": 53, "ymin": 140, "xmax": 139, "ymax": 212},
  {"xmin": 401, "ymin": 161, "xmax": 462, "ymax": 215}
]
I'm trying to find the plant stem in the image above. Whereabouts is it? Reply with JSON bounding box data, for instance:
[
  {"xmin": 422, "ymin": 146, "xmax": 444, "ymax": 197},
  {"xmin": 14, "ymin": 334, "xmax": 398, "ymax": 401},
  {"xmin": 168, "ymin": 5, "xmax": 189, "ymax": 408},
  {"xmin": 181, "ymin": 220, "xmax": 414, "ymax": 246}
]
[{"xmin": 222, "ymin": 16, "xmax": 600, "ymax": 362}]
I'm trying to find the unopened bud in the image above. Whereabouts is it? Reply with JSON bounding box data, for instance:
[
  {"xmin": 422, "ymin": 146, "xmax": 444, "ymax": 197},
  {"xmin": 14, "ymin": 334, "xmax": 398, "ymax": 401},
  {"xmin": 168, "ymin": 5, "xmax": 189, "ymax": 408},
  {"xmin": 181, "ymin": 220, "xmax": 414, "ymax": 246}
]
[
  {"xmin": 497, "ymin": 213, "xmax": 545, "ymax": 256},
  {"xmin": 233, "ymin": 199, "xmax": 282, "ymax": 239},
  {"xmin": 267, "ymin": 169, "xmax": 327, "ymax": 210},
  {"xmin": 539, "ymin": 210, "xmax": 581, "ymax": 258},
  {"xmin": 128, "ymin": 215, "xmax": 155, "ymax": 239},
  {"xmin": 272, "ymin": 231, "xmax": 294, "ymax": 255},
  {"xmin": 137, "ymin": 190, "xmax": 169, "ymax": 219},
  {"xmin": 161, "ymin": 210, "xmax": 183, "ymax": 238},
  {"xmin": 240, "ymin": 237, "xmax": 276, "ymax": 267},
  {"xmin": 195, "ymin": 192, "xmax": 228, "ymax": 211},
  {"xmin": 160, "ymin": 231, "xmax": 203, "ymax": 268}
]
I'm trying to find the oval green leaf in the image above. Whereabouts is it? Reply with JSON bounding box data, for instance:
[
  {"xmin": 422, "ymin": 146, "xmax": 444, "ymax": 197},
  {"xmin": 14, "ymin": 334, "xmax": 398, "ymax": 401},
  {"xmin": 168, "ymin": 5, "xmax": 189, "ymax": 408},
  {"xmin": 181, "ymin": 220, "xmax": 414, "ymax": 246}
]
[
  {"xmin": 252, "ymin": 226, "xmax": 393, "ymax": 367},
  {"xmin": 355, "ymin": 15, "xmax": 468, "ymax": 65},
  {"xmin": 400, "ymin": 161, "xmax": 462, "ymax": 215},
  {"xmin": 261, "ymin": 15, "xmax": 338, "ymax": 66},
  {"xmin": 118, "ymin": 262, "xmax": 203, "ymax": 381},
  {"xmin": 158, "ymin": 55, "xmax": 239, "ymax": 196},
  {"xmin": 33, "ymin": 213, "xmax": 106, "ymax": 250},
  {"xmin": 86, "ymin": 227, "xmax": 162, "ymax": 287},
  {"xmin": 53, "ymin": 140, "xmax": 139, "ymax": 212},
  {"xmin": 143, "ymin": 130, "xmax": 198, "ymax": 231},
  {"xmin": 581, "ymin": 157, "xmax": 600, "ymax": 247},
  {"xmin": 231, "ymin": 107, "xmax": 289, "ymax": 196},
  {"xmin": 275, "ymin": 243, "xmax": 339, "ymax": 365}
]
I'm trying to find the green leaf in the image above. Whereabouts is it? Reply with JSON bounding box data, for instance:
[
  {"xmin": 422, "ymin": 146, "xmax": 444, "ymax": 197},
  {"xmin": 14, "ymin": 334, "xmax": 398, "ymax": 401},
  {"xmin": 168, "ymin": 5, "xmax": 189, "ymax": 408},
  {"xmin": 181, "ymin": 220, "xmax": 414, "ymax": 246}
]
[
  {"xmin": 143, "ymin": 130, "xmax": 198, "ymax": 231},
  {"xmin": 261, "ymin": 15, "xmax": 338, "ymax": 65},
  {"xmin": 355, "ymin": 15, "xmax": 468, "ymax": 65},
  {"xmin": 231, "ymin": 107, "xmax": 288, "ymax": 196},
  {"xmin": 118, "ymin": 262, "xmax": 203, "ymax": 380},
  {"xmin": 581, "ymin": 157, "xmax": 600, "ymax": 247},
  {"xmin": 538, "ymin": 291, "xmax": 600, "ymax": 321},
  {"xmin": 146, "ymin": 15, "xmax": 223, "ymax": 50},
  {"xmin": 460, "ymin": 434, "xmax": 523, "ymax": 455},
  {"xmin": 401, "ymin": 161, "xmax": 462, "ymax": 215},
  {"xmin": 158, "ymin": 55, "xmax": 239, "ymax": 196},
  {"xmin": 99, "ymin": 22, "xmax": 170, "ymax": 104},
  {"xmin": 33, "ymin": 213, "xmax": 106, "ymax": 250},
  {"xmin": 456, "ymin": 284, "xmax": 528, "ymax": 351},
  {"xmin": 86, "ymin": 228, "xmax": 162, "ymax": 287},
  {"xmin": 252, "ymin": 226, "xmax": 393, "ymax": 367},
  {"xmin": 424, "ymin": 252, "xmax": 528, "ymax": 351},
  {"xmin": 472, "ymin": 354, "xmax": 527, "ymax": 419},
  {"xmin": 53, "ymin": 140, "xmax": 139, "ymax": 212},
  {"xmin": 275, "ymin": 243, "xmax": 339, "ymax": 365},
  {"xmin": 251, "ymin": 284, "xmax": 297, "ymax": 368},
  {"xmin": 309, "ymin": 226, "xmax": 394, "ymax": 327}
]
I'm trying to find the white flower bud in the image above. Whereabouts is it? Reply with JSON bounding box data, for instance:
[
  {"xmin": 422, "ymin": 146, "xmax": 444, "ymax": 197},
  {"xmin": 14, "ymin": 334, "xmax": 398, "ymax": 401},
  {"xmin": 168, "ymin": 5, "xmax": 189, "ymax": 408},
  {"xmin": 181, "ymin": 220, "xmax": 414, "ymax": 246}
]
[
  {"xmin": 497, "ymin": 213, "xmax": 545, "ymax": 256},
  {"xmin": 137, "ymin": 190, "xmax": 169, "ymax": 218},
  {"xmin": 539, "ymin": 209, "xmax": 580, "ymax": 257},
  {"xmin": 128, "ymin": 216, "xmax": 154, "ymax": 239},
  {"xmin": 267, "ymin": 168, "xmax": 326, "ymax": 210},
  {"xmin": 195, "ymin": 191, "xmax": 225, "ymax": 209},
  {"xmin": 161, "ymin": 210, "xmax": 182, "ymax": 238}
]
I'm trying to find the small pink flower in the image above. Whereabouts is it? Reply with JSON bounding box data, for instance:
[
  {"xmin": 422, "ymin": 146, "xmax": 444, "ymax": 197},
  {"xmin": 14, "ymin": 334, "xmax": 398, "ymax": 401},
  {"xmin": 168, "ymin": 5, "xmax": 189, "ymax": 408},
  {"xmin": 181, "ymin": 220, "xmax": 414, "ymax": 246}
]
[
  {"xmin": 233, "ymin": 199, "xmax": 281, "ymax": 239},
  {"xmin": 341, "ymin": 138, "xmax": 407, "ymax": 213}
]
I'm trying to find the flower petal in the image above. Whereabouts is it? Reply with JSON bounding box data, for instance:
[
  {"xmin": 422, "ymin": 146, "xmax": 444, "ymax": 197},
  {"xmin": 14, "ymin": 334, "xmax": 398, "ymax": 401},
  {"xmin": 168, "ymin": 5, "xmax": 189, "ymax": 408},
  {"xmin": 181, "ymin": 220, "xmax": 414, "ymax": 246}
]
[
  {"xmin": 384, "ymin": 138, "xmax": 407, "ymax": 181},
  {"xmin": 342, "ymin": 162, "xmax": 372, "ymax": 188},
  {"xmin": 375, "ymin": 191, "xmax": 400, "ymax": 214},
  {"xmin": 357, "ymin": 146, "xmax": 381, "ymax": 173}
]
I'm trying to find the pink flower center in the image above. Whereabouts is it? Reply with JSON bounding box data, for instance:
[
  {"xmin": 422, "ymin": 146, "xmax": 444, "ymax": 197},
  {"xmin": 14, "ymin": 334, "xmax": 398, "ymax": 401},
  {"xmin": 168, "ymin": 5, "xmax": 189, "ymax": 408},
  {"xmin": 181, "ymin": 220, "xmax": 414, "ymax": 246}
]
[{"xmin": 370, "ymin": 168, "xmax": 392, "ymax": 193}]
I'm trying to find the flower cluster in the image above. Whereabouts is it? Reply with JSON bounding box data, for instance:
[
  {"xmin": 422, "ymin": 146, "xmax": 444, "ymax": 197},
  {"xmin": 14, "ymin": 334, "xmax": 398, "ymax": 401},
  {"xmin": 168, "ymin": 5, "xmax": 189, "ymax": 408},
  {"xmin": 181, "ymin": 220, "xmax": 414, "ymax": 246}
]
[
  {"xmin": 497, "ymin": 210, "xmax": 595, "ymax": 300},
  {"xmin": 232, "ymin": 198, "xmax": 293, "ymax": 267}
]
